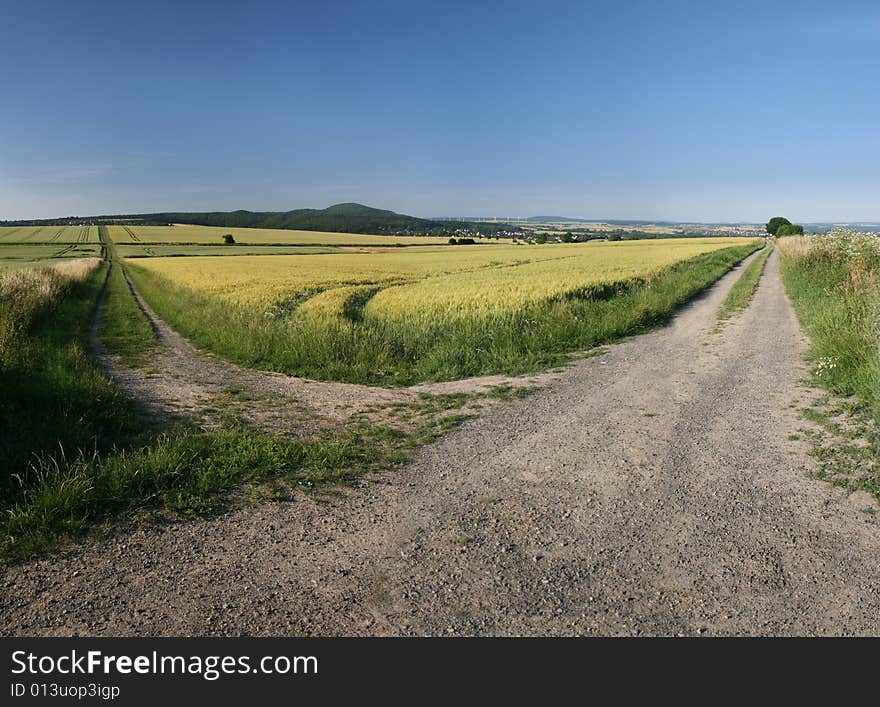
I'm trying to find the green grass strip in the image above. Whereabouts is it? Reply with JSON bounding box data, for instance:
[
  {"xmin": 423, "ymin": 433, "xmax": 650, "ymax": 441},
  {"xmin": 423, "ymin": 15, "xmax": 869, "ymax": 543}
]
[
  {"xmin": 717, "ymin": 244, "xmax": 772, "ymax": 321},
  {"xmin": 97, "ymin": 263, "xmax": 158, "ymax": 366}
]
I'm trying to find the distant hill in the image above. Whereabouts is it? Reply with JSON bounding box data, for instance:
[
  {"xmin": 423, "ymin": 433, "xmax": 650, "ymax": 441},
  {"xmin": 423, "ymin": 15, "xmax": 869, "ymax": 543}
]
[
  {"xmin": 1, "ymin": 203, "xmax": 522, "ymax": 236},
  {"xmin": 137, "ymin": 203, "xmax": 437, "ymax": 234}
]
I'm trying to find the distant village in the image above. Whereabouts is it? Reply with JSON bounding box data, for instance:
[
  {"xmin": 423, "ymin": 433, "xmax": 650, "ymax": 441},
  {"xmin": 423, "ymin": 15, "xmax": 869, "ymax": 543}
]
[{"xmin": 452, "ymin": 221, "xmax": 768, "ymax": 244}]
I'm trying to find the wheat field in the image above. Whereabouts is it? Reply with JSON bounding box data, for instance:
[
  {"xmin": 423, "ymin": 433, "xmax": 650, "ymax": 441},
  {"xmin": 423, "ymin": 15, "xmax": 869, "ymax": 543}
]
[
  {"xmin": 131, "ymin": 238, "xmax": 757, "ymax": 320},
  {"xmin": 106, "ymin": 224, "xmax": 455, "ymax": 246}
]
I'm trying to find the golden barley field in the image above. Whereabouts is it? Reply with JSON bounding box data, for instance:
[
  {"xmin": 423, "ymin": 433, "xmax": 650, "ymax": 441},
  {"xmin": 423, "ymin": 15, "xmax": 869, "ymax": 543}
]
[
  {"xmin": 365, "ymin": 239, "xmax": 757, "ymax": 322},
  {"xmin": 130, "ymin": 238, "xmax": 757, "ymax": 320}
]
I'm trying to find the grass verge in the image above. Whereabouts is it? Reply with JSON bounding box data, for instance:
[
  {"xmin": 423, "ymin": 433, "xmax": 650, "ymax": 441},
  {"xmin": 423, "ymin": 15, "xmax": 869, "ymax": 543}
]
[
  {"xmin": 778, "ymin": 231, "xmax": 880, "ymax": 501},
  {"xmin": 0, "ymin": 261, "xmax": 480, "ymax": 563},
  {"xmin": 97, "ymin": 263, "xmax": 158, "ymax": 365},
  {"xmin": 778, "ymin": 234, "xmax": 879, "ymax": 411},
  {"xmin": 0, "ymin": 261, "xmax": 142, "ymax": 501},
  {"xmin": 3, "ymin": 426, "xmax": 395, "ymax": 563}
]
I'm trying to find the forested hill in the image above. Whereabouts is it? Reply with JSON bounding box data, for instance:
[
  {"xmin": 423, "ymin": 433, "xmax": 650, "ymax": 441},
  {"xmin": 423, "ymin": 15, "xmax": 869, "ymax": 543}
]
[
  {"xmin": 140, "ymin": 203, "xmax": 438, "ymax": 233},
  {"xmin": 1, "ymin": 203, "xmax": 521, "ymax": 236}
]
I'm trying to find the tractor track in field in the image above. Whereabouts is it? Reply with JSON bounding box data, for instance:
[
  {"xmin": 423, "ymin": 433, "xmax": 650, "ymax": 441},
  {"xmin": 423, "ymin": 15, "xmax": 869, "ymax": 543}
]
[{"xmin": 3, "ymin": 249, "xmax": 879, "ymax": 636}]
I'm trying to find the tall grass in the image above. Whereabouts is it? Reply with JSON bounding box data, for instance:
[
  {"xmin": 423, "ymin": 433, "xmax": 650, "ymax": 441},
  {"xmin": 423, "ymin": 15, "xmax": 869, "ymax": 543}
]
[
  {"xmin": 0, "ymin": 260, "xmax": 399, "ymax": 563},
  {"xmin": 778, "ymin": 231, "xmax": 880, "ymax": 419},
  {"xmin": 0, "ymin": 258, "xmax": 137, "ymax": 495},
  {"xmin": 128, "ymin": 244, "xmax": 759, "ymax": 385},
  {"xmin": 779, "ymin": 230, "xmax": 880, "ymax": 501}
]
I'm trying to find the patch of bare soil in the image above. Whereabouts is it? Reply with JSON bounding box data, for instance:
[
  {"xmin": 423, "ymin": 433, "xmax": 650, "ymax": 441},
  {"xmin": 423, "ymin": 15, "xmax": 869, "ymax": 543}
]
[{"xmin": 3, "ymin": 251, "xmax": 878, "ymax": 636}]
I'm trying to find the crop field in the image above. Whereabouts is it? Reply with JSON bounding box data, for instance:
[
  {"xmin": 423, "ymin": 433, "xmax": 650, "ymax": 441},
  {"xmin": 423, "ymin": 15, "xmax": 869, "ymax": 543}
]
[
  {"xmin": 107, "ymin": 224, "xmax": 457, "ymax": 246},
  {"xmin": 127, "ymin": 237, "xmax": 760, "ymax": 383},
  {"xmin": 0, "ymin": 226, "xmax": 758, "ymax": 385},
  {"xmin": 0, "ymin": 226, "xmax": 101, "ymax": 270},
  {"xmin": 0, "ymin": 221, "xmax": 507, "ymax": 272},
  {"xmin": 0, "ymin": 243, "xmax": 103, "ymax": 271},
  {"xmin": 129, "ymin": 242, "xmax": 587, "ymax": 307},
  {"xmin": 0, "ymin": 225, "xmax": 97, "ymax": 243},
  {"xmin": 116, "ymin": 243, "xmax": 341, "ymax": 258},
  {"xmin": 130, "ymin": 238, "xmax": 755, "ymax": 314},
  {"xmin": 366, "ymin": 239, "xmax": 756, "ymax": 322}
]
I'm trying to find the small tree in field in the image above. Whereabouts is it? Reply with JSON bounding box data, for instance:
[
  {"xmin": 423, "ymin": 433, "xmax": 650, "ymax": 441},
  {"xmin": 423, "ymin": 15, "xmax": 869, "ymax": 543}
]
[{"xmin": 223, "ymin": 234, "xmax": 236, "ymax": 244}]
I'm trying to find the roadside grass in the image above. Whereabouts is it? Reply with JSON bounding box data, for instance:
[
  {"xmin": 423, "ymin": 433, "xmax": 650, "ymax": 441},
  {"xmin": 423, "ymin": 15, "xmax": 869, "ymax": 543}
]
[
  {"xmin": 798, "ymin": 398, "xmax": 879, "ymax": 504},
  {"xmin": 778, "ymin": 234, "xmax": 879, "ymax": 413},
  {"xmin": 127, "ymin": 244, "xmax": 759, "ymax": 386},
  {"xmin": 3, "ymin": 427, "xmax": 392, "ymax": 563},
  {"xmin": 778, "ymin": 231, "xmax": 880, "ymax": 501},
  {"xmin": 717, "ymin": 244, "xmax": 772, "ymax": 321},
  {"xmin": 97, "ymin": 263, "xmax": 158, "ymax": 365},
  {"xmin": 0, "ymin": 261, "xmax": 143, "ymax": 502},
  {"xmin": 0, "ymin": 260, "xmax": 484, "ymax": 564}
]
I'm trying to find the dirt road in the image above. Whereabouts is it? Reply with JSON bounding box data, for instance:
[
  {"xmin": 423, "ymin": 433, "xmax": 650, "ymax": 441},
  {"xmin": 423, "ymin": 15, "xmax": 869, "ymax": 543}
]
[{"xmin": 2, "ymin": 250, "xmax": 878, "ymax": 636}]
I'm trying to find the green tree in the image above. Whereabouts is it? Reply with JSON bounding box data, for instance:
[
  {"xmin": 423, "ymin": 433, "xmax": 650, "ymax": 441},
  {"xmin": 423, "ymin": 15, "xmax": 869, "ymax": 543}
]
[
  {"xmin": 775, "ymin": 223, "xmax": 804, "ymax": 237},
  {"xmin": 765, "ymin": 217, "xmax": 792, "ymax": 236},
  {"xmin": 222, "ymin": 234, "xmax": 235, "ymax": 244}
]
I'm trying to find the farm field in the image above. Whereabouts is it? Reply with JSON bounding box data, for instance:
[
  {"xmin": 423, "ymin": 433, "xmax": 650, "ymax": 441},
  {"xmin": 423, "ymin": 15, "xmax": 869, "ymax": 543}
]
[
  {"xmin": 0, "ymin": 225, "xmax": 97, "ymax": 243},
  {"xmin": 0, "ymin": 243, "xmax": 103, "ymax": 271},
  {"xmin": 0, "ymin": 225, "xmax": 101, "ymax": 270},
  {"xmin": 107, "ymin": 224, "xmax": 459, "ymax": 246},
  {"xmin": 126, "ymin": 236, "xmax": 760, "ymax": 383},
  {"xmin": 130, "ymin": 237, "xmax": 755, "ymax": 311},
  {"xmin": 117, "ymin": 243, "xmax": 341, "ymax": 258},
  {"xmin": 0, "ymin": 222, "xmax": 460, "ymax": 270}
]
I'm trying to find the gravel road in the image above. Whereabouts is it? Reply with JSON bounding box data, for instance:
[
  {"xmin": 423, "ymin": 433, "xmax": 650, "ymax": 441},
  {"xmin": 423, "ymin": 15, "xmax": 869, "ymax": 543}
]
[{"xmin": 2, "ymin": 250, "xmax": 878, "ymax": 636}]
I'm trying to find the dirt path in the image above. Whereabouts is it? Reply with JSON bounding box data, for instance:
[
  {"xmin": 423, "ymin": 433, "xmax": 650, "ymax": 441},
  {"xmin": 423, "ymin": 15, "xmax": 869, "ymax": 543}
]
[{"xmin": 3, "ymin": 250, "xmax": 879, "ymax": 636}]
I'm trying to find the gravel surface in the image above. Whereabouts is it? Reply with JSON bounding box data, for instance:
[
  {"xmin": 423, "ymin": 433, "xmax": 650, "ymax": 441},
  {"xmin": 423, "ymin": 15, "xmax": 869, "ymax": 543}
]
[{"xmin": 2, "ymin": 250, "xmax": 878, "ymax": 636}]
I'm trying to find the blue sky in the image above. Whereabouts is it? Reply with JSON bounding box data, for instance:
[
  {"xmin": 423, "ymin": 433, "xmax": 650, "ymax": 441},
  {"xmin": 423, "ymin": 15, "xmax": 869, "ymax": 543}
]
[{"xmin": 2, "ymin": 0, "xmax": 878, "ymax": 222}]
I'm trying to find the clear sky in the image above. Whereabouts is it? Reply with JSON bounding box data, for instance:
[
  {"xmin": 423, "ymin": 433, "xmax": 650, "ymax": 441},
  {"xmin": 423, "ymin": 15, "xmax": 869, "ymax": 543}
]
[{"xmin": 2, "ymin": 0, "xmax": 878, "ymax": 222}]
